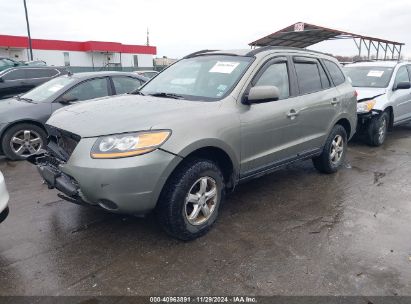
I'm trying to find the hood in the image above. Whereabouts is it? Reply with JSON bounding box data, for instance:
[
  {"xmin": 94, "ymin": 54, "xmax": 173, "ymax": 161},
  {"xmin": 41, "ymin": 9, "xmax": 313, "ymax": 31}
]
[
  {"xmin": 354, "ymin": 87, "xmax": 387, "ymax": 102},
  {"xmin": 0, "ymin": 98, "xmax": 41, "ymax": 121},
  {"xmin": 47, "ymin": 94, "xmax": 220, "ymax": 137}
]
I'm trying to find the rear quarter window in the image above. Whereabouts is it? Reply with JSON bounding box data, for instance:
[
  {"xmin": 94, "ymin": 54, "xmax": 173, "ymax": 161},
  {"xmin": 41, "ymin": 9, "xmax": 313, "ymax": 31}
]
[
  {"xmin": 318, "ymin": 63, "xmax": 331, "ymax": 89},
  {"xmin": 324, "ymin": 60, "xmax": 345, "ymax": 86}
]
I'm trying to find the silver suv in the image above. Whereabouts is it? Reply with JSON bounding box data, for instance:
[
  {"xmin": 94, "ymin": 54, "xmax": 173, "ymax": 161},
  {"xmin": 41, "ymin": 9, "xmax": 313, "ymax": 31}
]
[
  {"xmin": 30, "ymin": 47, "xmax": 357, "ymax": 240},
  {"xmin": 344, "ymin": 61, "xmax": 411, "ymax": 146}
]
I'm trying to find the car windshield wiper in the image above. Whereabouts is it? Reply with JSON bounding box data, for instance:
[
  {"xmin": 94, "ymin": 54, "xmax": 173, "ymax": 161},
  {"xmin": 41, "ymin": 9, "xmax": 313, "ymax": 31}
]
[
  {"xmin": 130, "ymin": 90, "xmax": 145, "ymax": 96},
  {"xmin": 148, "ymin": 92, "xmax": 184, "ymax": 99},
  {"xmin": 16, "ymin": 96, "xmax": 35, "ymax": 103}
]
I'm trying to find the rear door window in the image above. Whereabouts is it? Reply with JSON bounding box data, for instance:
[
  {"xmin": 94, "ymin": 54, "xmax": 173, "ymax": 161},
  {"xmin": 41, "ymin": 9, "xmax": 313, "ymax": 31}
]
[
  {"xmin": 61, "ymin": 78, "xmax": 109, "ymax": 102},
  {"xmin": 324, "ymin": 60, "xmax": 345, "ymax": 86},
  {"xmin": 112, "ymin": 76, "xmax": 143, "ymax": 94},
  {"xmin": 294, "ymin": 58, "xmax": 323, "ymax": 94}
]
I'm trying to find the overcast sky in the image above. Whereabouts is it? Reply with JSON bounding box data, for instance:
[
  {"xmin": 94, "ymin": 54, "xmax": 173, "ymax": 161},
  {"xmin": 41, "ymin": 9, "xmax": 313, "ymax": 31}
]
[{"xmin": 1, "ymin": 0, "xmax": 411, "ymax": 59}]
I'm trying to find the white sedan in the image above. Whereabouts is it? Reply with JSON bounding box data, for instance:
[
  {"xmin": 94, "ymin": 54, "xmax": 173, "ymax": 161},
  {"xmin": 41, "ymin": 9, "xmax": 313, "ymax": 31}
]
[{"xmin": 0, "ymin": 171, "xmax": 9, "ymax": 223}]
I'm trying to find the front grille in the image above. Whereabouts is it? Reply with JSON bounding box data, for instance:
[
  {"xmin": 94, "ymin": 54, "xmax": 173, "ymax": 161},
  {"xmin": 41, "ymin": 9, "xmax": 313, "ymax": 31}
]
[
  {"xmin": 58, "ymin": 132, "xmax": 80, "ymax": 158},
  {"xmin": 46, "ymin": 125, "xmax": 81, "ymax": 160},
  {"xmin": 46, "ymin": 154, "xmax": 62, "ymax": 168}
]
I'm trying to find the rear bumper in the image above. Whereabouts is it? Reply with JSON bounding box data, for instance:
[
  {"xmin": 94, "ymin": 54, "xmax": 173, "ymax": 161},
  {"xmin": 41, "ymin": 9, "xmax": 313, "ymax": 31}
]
[{"xmin": 31, "ymin": 144, "xmax": 182, "ymax": 215}]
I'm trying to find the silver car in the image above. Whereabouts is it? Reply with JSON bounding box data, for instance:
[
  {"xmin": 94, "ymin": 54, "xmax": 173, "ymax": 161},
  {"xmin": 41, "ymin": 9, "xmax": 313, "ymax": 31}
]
[
  {"xmin": 344, "ymin": 61, "xmax": 411, "ymax": 146},
  {"xmin": 0, "ymin": 171, "xmax": 9, "ymax": 223},
  {"xmin": 30, "ymin": 47, "xmax": 357, "ymax": 240}
]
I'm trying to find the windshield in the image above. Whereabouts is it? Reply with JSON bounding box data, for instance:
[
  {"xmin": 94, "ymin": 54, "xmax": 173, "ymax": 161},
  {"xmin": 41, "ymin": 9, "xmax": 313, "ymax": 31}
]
[
  {"xmin": 20, "ymin": 76, "xmax": 76, "ymax": 102},
  {"xmin": 344, "ymin": 66, "xmax": 394, "ymax": 88},
  {"xmin": 140, "ymin": 55, "xmax": 253, "ymax": 101}
]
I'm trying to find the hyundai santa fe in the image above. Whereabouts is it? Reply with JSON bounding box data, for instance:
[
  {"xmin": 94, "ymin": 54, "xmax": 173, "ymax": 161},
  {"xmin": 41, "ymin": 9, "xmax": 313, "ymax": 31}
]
[{"xmin": 29, "ymin": 47, "xmax": 357, "ymax": 240}]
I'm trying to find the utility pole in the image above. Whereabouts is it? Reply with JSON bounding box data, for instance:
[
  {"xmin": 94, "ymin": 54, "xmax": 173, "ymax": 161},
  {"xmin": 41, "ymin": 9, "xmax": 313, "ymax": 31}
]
[
  {"xmin": 146, "ymin": 28, "xmax": 150, "ymax": 46},
  {"xmin": 23, "ymin": 0, "xmax": 33, "ymax": 61}
]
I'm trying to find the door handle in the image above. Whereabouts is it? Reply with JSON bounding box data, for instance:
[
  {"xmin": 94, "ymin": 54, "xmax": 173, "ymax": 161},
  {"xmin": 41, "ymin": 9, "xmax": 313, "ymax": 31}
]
[
  {"xmin": 331, "ymin": 98, "xmax": 341, "ymax": 105},
  {"xmin": 287, "ymin": 109, "xmax": 299, "ymax": 119}
]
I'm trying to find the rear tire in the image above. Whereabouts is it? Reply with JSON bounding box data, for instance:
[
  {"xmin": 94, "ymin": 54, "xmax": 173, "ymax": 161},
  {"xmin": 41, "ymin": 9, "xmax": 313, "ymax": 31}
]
[
  {"xmin": 313, "ymin": 124, "xmax": 347, "ymax": 174},
  {"xmin": 1, "ymin": 123, "xmax": 47, "ymax": 160},
  {"xmin": 366, "ymin": 111, "xmax": 389, "ymax": 147},
  {"xmin": 156, "ymin": 158, "xmax": 225, "ymax": 241}
]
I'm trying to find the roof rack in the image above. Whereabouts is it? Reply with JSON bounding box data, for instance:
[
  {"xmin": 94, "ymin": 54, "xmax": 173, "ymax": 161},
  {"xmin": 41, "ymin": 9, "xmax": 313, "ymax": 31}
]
[
  {"xmin": 183, "ymin": 49, "xmax": 219, "ymax": 59},
  {"xmin": 246, "ymin": 46, "xmax": 329, "ymax": 57}
]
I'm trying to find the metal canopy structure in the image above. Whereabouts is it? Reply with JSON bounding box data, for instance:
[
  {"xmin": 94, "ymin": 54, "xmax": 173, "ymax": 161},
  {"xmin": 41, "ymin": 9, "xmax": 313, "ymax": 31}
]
[{"xmin": 249, "ymin": 22, "xmax": 404, "ymax": 60}]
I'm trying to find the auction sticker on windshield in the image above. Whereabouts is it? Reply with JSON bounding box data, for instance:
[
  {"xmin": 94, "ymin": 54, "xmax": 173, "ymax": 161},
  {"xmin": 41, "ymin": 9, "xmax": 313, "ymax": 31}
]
[
  {"xmin": 48, "ymin": 84, "xmax": 65, "ymax": 92},
  {"xmin": 367, "ymin": 70, "xmax": 384, "ymax": 77},
  {"xmin": 209, "ymin": 61, "xmax": 240, "ymax": 74}
]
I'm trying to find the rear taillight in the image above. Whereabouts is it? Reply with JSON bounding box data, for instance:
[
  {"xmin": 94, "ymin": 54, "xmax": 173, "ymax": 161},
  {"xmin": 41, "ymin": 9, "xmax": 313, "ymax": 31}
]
[{"xmin": 354, "ymin": 90, "xmax": 358, "ymax": 98}]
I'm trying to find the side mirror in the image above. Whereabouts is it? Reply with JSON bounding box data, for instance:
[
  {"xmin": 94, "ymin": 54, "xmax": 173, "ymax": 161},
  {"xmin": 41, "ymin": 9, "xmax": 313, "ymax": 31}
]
[
  {"xmin": 57, "ymin": 95, "xmax": 78, "ymax": 104},
  {"xmin": 244, "ymin": 86, "xmax": 280, "ymax": 104},
  {"xmin": 13, "ymin": 62, "xmax": 19, "ymax": 67},
  {"xmin": 0, "ymin": 77, "xmax": 4, "ymax": 83},
  {"xmin": 394, "ymin": 81, "xmax": 411, "ymax": 91}
]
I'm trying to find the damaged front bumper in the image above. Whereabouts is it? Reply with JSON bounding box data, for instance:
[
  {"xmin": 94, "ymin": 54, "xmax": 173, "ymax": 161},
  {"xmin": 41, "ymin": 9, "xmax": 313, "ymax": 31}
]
[
  {"xmin": 27, "ymin": 149, "xmax": 86, "ymax": 206},
  {"xmin": 28, "ymin": 134, "xmax": 183, "ymax": 215},
  {"xmin": 356, "ymin": 109, "xmax": 383, "ymax": 133}
]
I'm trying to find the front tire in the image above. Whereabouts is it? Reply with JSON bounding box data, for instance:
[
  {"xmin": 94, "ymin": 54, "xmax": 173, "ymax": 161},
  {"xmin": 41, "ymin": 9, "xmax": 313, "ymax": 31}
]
[
  {"xmin": 1, "ymin": 123, "xmax": 47, "ymax": 160},
  {"xmin": 313, "ymin": 124, "xmax": 347, "ymax": 174},
  {"xmin": 366, "ymin": 111, "xmax": 389, "ymax": 146},
  {"xmin": 156, "ymin": 158, "xmax": 225, "ymax": 241}
]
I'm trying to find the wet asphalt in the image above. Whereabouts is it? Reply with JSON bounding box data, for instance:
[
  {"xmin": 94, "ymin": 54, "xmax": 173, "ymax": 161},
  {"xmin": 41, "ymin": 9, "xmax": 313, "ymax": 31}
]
[{"xmin": 0, "ymin": 125, "xmax": 410, "ymax": 296}]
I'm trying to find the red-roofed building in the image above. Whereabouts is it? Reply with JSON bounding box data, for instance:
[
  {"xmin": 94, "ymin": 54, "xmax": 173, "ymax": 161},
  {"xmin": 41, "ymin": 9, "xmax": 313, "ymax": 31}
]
[{"xmin": 0, "ymin": 35, "xmax": 157, "ymax": 71}]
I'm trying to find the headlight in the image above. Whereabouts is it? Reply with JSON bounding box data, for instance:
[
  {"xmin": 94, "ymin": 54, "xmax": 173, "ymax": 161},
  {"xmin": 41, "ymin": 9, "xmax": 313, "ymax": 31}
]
[
  {"xmin": 357, "ymin": 100, "xmax": 376, "ymax": 114},
  {"xmin": 91, "ymin": 130, "xmax": 171, "ymax": 159}
]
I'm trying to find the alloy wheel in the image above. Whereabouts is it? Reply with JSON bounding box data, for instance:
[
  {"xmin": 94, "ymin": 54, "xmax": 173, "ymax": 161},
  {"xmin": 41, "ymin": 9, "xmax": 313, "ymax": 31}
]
[
  {"xmin": 10, "ymin": 129, "xmax": 43, "ymax": 157},
  {"xmin": 184, "ymin": 176, "xmax": 218, "ymax": 226},
  {"xmin": 329, "ymin": 134, "xmax": 344, "ymax": 165}
]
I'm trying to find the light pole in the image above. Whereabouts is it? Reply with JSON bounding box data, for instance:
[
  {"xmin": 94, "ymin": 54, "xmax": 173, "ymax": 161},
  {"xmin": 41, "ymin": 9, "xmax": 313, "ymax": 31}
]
[{"xmin": 23, "ymin": 0, "xmax": 33, "ymax": 61}]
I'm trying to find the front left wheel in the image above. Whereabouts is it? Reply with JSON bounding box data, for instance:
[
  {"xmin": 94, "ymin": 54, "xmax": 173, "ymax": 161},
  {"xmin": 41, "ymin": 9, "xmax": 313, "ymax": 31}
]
[
  {"xmin": 1, "ymin": 123, "xmax": 47, "ymax": 160},
  {"xmin": 156, "ymin": 158, "xmax": 225, "ymax": 241}
]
